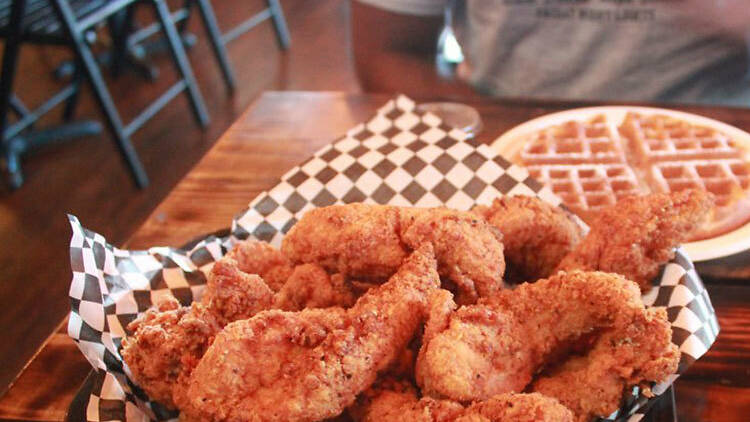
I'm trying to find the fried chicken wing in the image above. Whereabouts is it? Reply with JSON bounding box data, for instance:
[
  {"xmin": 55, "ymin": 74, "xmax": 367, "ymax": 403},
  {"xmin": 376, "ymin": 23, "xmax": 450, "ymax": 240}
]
[
  {"xmin": 416, "ymin": 271, "xmax": 669, "ymax": 403},
  {"xmin": 473, "ymin": 195, "xmax": 583, "ymax": 282},
  {"xmin": 227, "ymin": 238, "xmax": 294, "ymax": 291},
  {"xmin": 273, "ymin": 264, "xmax": 357, "ymax": 311},
  {"xmin": 350, "ymin": 379, "xmax": 464, "ymax": 422},
  {"xmin": 351, "ymin": 381, "xmax": 572, "ymax": 422},
  {"xmin": 456, "ymin": 393, "xmax": 574, "ymax": 422},
  {"xmin": 123, "ymin": 241, "xmax": 351, "ymax": 409},
  {"xmin": 202, "ymin": 257, "xmax": 275, "ymax": 324},
  {"xmin": 121, "ymin": 251, "xmax": 280, "ymax": 408},
  {"xmin": 281, "ymin": 204, "xmax": 405, "ymax": 280},
  {"xmin": 422, "ymin": 289, "xmax": 457, "ymax": 349},
  {"xmin": 532, "ymin": 307, "xmax": 679, "ymax": 422},
  {"xmin": 399, "ymin": 207, "xmax": 506, "ymax": 302},
  {"xmin": 556, "ymin": 189, "xmax": 712, "ymax": 290},
  {"xmin": 282, "ymin": 204, "xmax": 505, "ymax": 304},
  {"xmin": 120, "ymin": 297, "xmax": 221, "ymax": 408},
  {"xmin": 182, "ymin": 245, "xmax": 441, "ymax": 422}
]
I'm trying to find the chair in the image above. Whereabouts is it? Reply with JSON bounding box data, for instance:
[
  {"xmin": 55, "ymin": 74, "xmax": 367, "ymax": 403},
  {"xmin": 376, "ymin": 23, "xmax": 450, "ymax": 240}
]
[
  {"xmin": 128, "ymin": 0, "xmax": 291, "ymax": 92},
  {"xmin": 218, "ymin": 0, "xmax": 290, "ymax": 49},
  {"xmin": 0, "ymin": 0, "xmax": 210, "ymax": 189}
]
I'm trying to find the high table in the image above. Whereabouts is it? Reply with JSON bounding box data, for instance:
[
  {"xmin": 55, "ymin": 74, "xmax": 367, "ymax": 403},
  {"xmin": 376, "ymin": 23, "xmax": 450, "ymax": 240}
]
[{"xmin": 0, "ymin": 91, "xmax": 748, "ymax": 422}]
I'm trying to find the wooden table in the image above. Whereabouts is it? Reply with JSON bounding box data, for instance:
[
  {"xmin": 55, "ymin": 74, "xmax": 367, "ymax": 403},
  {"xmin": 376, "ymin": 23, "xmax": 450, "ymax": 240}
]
[{"xmin": 1, "ymin": 91, "xmax": 749, "ymax": 422}]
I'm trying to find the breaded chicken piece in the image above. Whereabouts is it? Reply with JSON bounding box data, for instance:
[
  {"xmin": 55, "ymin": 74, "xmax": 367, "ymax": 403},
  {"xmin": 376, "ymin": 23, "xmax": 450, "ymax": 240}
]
[
  {"xmin": 274, "ymin": 264, "xmax": 357, "ymax": 311},
  {"xmin": 456, "ymin": 393, "xmax": 574, "ymax": 422},
  {"xmin": 350, "ymin": 379, "xmax": 464, "ymax": 422},
  {"xmin": 122, "ymin": 254, "xmax": 277, "ymax": 408},
  {"xmin": 120, "ymin": 297, "xmax": 221, "ymax": 408},
  {"xmin": 422, "ymin": 289, "xmax": 457, "ymax": 349},
  {"xmin": 181, "ymin": 245, "xmax": 441, "ymax": 422},
  {"xmin": 227, "ymin": 238, "xmax": 294, "ymax": 291},
  {"xmin": 351, "ymin": 381, "xmax": 572, "ymax": 422},
  {"xmin": 282, "ymin": 204, "xmax": 405, "ymax": 280},
  {"xmin": 556, "ymin": 189, "xmax": 712, "ymax": 291},
  {"xmin": 413, "ymin": 289, "xmax": 458, "ymax": 391},
  {"xmin": 532, "ymin": 307, "xmax": 679, "ymax": 422},
  {"xmin": 473, "ymin": 196, "xmax": 583, "ymax": 282},
  {"xmin": 123, "ymin": 246, "xmax": 350, "ymax": 409},
  {"xmin": 282, "ymin": 204, "xmax": 505, "ymax": 304},
  {"xmin": 400, "ymin": 207, "xmax": 506, "ymax": 303},
  {"xmin": 376, "ymin": 293, "xmax": 456, "ymax": 383},
  {"xmin": 416, "ymin": 271, "xmax": 669, "ymax": 402},
  {"xmin": 201, "ymin": 257, "xmax": 275, "ymax": 324}
]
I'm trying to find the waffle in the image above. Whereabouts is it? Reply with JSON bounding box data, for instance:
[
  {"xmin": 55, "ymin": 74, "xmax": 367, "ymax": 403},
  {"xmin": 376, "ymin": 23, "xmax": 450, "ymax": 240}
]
[
  {"xmin": 620, "ymin": 113, "xmax": 741, "ymax": 163},
  {"xmin": 518, "ymin": 112, "xmax": 750, "ymax": 240},
  {"xmin": 520, "ymin": 115, "xmax": 626, "ymax": 164},
  {"xmin": 527, "ymin": 163, "xmax": 642, "ymax": 221}
]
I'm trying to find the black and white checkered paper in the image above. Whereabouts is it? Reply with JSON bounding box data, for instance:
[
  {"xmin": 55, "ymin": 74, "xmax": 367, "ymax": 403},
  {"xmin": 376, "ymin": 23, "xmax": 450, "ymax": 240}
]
[{"xmin": 68, "ymin": 95, "xmax": 719, "ymax": 422}]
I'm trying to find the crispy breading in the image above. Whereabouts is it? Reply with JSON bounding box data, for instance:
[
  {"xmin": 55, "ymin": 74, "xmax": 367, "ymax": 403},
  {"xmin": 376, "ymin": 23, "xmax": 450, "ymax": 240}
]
[
  {"xmin": 351, "ymin": 381, "xmax": 572, "ymax": 422},
  {"xmin": 120, "ymin": 297, "xmax": 221, "ymax": 408},
  {"xmin": 400, "ymin": 207, "xmax": 506, "ymax": 303},
  {"xmin": 457, "ymin": 393, "xmax": 574, "ymax": 422},
  {"xmin": 227, "ymin": 238, "xmax": 294, "ymax": 291},
  {"xmin": 422, "ymin": 289, "xmax": 457, "ymax": 349},
  {"xmin": 122, "ymin": 196, "xmax": 690, "ymax": 421},
  {"xmin": 281, "ymin": 204, "xmax": 505, "ymax": 303},
  {"xmin": 202, "ymin": 257, "xmax": 275, "ymax": 324},
  {"xmin": 281, "ymin": 204, "xmax": 405, "ymax": 280},
  {"xmin": 122, "ymin": 242, "xmax": 351, "ymax": 410},
  {"xmin": 350, "ymin": 379, "xmax": 463, "ymax": 422},
  {"xmin": 274, "ymin": 264, "xmax": 356, "ymax": 311},
  {"xmin": 473, "ymin": 195, "xmax": 583, "ymax": 282},
  {"xmin": 556, "ymin": 189, "xmax": 712, "ymax": 290},
  {"xmin": 532, "ymin": 307, "xmax": 679, "ymax": 422},
  {"xmin": 416, "ymin": 271, "xmax": 656, "ymax": 402},
  {"xmin": 181, "ymin": 245, "xmax": 441, "ymax": 422}
]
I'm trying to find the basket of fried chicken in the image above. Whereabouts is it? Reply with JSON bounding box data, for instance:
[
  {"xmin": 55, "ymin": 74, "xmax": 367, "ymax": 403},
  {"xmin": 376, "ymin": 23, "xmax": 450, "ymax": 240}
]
[{"xmin": 100, "ymin": 188, "xmax": 717, "ymax": 422}]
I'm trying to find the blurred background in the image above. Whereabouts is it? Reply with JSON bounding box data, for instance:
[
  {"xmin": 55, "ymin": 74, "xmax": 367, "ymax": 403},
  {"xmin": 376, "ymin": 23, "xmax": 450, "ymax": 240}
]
[{"xmin": 1, "ymin": 0, "xmax": 749, "ymax": 395}]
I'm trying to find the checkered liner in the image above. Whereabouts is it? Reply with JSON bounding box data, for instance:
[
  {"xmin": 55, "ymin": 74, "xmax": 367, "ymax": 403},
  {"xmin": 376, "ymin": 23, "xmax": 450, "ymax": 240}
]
[{"xmin": 68, "ymin": 95, "xmax": 719, "ymax": 422}]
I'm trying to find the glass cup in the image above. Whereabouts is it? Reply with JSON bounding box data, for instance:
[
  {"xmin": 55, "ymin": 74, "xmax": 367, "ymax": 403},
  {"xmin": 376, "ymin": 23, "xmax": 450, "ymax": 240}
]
[{"xmin": 416, "ymin": 102, "xmax": 483, "ymax": 138}]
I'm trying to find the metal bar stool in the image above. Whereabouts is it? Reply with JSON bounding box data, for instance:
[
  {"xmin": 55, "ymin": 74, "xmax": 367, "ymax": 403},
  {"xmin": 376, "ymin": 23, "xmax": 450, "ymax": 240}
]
[
  {"xmin": 210, "ymin": 0, "xmax": 291, "ymax": 91},
  {"xmin": 0, "ymin": 0, "xmax": 210, "ymax": 189},
  {"xmin": 0, "ymin": 0, "xmax": 103, "ymax": 188},
  {"xmin": 127, "ymin": 0, "xmax": 291, "ymax": 92}
]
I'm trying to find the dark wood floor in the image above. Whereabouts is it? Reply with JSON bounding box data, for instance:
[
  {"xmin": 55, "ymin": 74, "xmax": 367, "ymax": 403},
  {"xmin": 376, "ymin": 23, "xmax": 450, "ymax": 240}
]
[{"xmin": 0, "ymin": 0, "xmax": 362, "ymax": 394}]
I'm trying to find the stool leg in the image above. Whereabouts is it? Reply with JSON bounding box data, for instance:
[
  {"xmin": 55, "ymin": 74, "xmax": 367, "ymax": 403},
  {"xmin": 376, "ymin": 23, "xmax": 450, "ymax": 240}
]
[
  {"xmin": 5, "ymin": 138, "xmax": 24, "ymax": 189},
  {"xmin": 51, "ymin": 0, "xmax": 150, "ymax": 188},
  {"xmin": 151, "ymin": 0, "xmax": 210, "ymax": 128},
  {"xmin": 177, "ymin": 0, "xmax": 193, "ymax": 33},
  {"xmin": 9, "ymin": 95, "xmax": 30, "ymax": 119},
  {"xmin": 195, "ymin": 0, "xmax": 236, "ymax": 91},
  {"xmin": 0, "ymin": 0, "xmax": 26, "ymax": 188},
  {"xmin": 107, "ymin": 8, "xmax": 131, "ymax": 78},
  {"xmin": 267, "ymin": 0, "xmax": 291, "ymax": 50},
  {"xmin": 62, "ymin": 60, "xmax": 83, "ymax": 121}
]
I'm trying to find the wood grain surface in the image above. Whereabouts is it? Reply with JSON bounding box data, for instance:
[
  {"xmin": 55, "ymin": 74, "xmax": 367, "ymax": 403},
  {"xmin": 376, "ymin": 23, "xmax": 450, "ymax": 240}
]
[{"xmin": 1, "ymin": 92, "xmax": 749, "ymax": 422}]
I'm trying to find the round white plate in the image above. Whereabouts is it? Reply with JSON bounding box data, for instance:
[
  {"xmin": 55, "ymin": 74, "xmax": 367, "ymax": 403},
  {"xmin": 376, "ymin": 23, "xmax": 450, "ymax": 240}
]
[{"xmin": 490, "ymin": 106, "xmax": 750, "ymax": 262}]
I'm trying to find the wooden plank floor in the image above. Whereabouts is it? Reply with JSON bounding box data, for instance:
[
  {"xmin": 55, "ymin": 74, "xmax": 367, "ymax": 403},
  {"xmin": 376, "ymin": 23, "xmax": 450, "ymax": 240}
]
[{"xmin": 0, "ymin": 0, "xmax": 360, "ymax": 394}]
